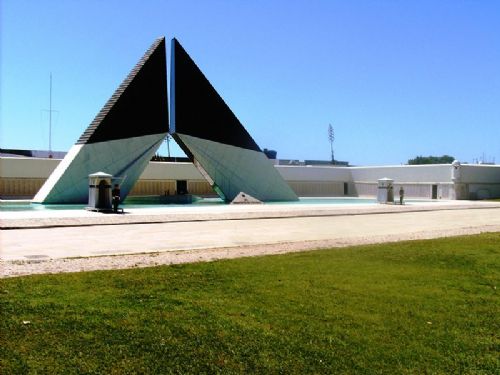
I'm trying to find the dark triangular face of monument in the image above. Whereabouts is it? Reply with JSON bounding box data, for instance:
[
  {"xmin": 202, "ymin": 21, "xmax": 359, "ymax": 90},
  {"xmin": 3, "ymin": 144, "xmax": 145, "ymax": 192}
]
[
  {"xmin": 34, "ymin": 37, "xmax": 168, "ymax": 204},
  {"xmin": 170, "ymin": 38, "xmax": 298, "ymax": 202},
  {"xmin": 77, "ymin": 38, "xmax": 168, "ymax": 145}
]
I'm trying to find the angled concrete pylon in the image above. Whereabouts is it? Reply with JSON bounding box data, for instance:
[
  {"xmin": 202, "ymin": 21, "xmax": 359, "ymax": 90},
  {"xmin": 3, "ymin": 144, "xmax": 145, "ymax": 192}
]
[
  {"xmin": 34, "ymin": 37, "xmax": 169, "ymax": 204},
  {"xmin": 170, "ymin": 38, "xmax": 298, "ymax": 202}
]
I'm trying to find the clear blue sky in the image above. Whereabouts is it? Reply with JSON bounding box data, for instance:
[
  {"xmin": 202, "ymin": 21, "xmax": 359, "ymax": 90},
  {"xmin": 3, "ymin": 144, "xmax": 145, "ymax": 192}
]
[{"xmin": 1, "ymin": 0, "xmax": 499, "ymax": 165}]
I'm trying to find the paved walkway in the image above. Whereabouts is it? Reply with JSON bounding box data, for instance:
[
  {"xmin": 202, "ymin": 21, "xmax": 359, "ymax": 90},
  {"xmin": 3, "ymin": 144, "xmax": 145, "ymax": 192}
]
[
  {"xmin": 2, "ymin": 199, "xmax": 499, "ymax": 229},
  {"xmin": 2, "ymin": 200, "xmax": 500, "ymax": 265}
]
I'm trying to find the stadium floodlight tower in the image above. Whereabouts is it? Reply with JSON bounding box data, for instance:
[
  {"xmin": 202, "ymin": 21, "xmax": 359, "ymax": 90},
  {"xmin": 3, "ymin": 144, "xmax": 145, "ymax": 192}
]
[
  {"xmin": 170, "ymin": 38, "xmax": 298, "ymax": 202},
  {"xmin": 33, "ymin": 37, "xmax": 169, "ymax": 204}
]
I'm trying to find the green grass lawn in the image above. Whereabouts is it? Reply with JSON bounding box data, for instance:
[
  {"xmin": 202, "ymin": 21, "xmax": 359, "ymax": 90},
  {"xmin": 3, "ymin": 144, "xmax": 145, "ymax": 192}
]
[{"xmin": 1, "ymin": 233, "xmax": 499, "ymax": 374}]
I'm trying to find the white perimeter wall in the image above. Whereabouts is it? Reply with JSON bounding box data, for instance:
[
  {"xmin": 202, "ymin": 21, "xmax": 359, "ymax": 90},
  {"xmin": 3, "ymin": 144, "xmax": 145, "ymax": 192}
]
[
  {"xmin": 276, "ymin": 165, "xmax": 352, "ymax": 181},
  {"xmin": 140, "ymin": 161, "xmax": 204, "ymax": 180},
  {"xmin": 2, "ymin": 157, "xmax": 500, "ymax": 199},
  {"xmin": 0, "ymin": 157, "xmax": 60, "ymax": 178},
  {"xmin": 460, "ymin": 164, "xmax": 500, "ymax": 183},
  {"xmin": 349, "ymin": 165, "xmax": 453, "ymax": 183}
]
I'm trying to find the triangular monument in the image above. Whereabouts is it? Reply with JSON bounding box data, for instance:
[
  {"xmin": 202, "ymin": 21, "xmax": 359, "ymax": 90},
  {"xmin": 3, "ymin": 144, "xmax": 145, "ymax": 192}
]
[
  {"xmin": 170, "ymin": 38, "xmax": 298, "ymax": 202},
  {"xmin": 34, "ymin": 37, "xmax": 169, "ymax": 203}
]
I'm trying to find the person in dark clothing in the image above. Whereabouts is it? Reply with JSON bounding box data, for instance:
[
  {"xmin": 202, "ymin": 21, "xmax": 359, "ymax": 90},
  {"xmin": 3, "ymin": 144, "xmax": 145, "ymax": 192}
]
[{"xmin": 112, "ymin": 184, "xmax": 121, "ymax": 213}]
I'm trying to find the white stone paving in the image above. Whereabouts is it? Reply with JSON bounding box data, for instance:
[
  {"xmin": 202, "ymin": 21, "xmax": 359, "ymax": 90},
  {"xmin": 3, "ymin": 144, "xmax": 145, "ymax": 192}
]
[{"xmin": 1, "ymin": 200, "xmax": 499, "ymax": 266}]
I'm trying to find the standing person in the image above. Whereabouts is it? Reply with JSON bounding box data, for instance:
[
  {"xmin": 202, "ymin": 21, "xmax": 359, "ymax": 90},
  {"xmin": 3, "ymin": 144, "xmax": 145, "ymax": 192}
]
[
  {"xmin": 112, "ymin": 184, "xmax": 121, "ymax": 213},
  {"xmin": 399, "ymin": 186, "xmax": 405, "ymax": 205}
]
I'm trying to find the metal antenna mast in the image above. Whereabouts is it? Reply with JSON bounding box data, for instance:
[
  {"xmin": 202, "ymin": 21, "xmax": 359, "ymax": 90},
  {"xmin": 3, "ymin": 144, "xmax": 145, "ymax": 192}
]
[
  {"xmin": 328, "ymin": 123, "xmax": 335, "ymax": 164},
  {"xmin": 49, "ymin": 73, "xmax": 52, "ymax": 158},
  {"xmin": 42, "ymin": 73, "xmax": 58, "ymax": 158}
]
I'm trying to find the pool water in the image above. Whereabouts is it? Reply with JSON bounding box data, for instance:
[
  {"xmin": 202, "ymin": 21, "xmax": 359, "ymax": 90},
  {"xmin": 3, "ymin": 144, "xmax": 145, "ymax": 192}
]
[
  {"xmin": 0, "ymin": 197, "xmax": 222, "ymax": 212},
  {"xmin": 269, "ymin": 197, "xmax": 377, "ymax": 205},
  {"xmin": 0, "ymin": 196, "xmax": 428, "ymax": 212}
]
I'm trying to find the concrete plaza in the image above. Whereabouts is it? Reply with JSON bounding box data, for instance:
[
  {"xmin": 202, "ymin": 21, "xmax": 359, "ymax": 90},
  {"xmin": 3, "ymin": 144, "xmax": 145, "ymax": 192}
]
[{"xmin": 1, "ymin": 199, "xmax": 500, "ymax": 277}]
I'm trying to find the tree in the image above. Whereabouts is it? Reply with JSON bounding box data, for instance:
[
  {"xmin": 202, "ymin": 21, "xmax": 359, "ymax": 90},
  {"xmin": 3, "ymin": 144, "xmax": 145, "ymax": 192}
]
[
  {"xmin": 407, "ymin": 155, "xmax": 455, "ymax": 165},
  {"xmin": 328, "ymin": 124, "xmax": 335, "ymax": 164}
]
